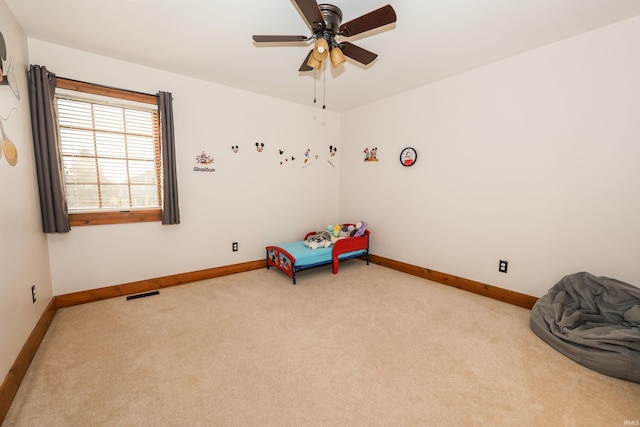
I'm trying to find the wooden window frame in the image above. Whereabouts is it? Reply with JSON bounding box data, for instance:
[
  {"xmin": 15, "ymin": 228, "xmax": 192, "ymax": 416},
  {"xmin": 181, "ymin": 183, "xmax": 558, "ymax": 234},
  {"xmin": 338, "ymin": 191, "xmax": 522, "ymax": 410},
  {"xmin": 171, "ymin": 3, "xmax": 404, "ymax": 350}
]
[{"xmin": 56, "ymin": 78, "xmax": 162, "ymax": 227}]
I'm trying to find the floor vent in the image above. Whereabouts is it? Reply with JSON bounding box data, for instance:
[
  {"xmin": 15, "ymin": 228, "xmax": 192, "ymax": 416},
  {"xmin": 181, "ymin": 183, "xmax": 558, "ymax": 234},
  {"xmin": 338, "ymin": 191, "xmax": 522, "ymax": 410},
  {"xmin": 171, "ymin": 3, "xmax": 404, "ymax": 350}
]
[{"xmin": 126, "ymin": 291, "xmax": 160, "ymax": 301}]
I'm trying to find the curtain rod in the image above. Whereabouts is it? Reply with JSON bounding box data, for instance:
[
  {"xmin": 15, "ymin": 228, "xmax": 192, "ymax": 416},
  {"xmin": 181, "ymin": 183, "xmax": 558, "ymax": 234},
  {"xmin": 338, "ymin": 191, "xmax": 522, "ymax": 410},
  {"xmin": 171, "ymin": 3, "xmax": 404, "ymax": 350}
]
[{"xmin": 54, "ymin": 74, "xmax": 158, "ymax": 98}]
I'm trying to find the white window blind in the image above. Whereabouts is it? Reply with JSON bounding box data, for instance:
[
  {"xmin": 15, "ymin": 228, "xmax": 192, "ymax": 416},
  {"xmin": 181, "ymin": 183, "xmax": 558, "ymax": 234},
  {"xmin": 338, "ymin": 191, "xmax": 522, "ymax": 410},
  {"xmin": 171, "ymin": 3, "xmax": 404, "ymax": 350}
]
[{"xmin": 55, "ymin": 94, "xmax": 161, "ymax": 213}]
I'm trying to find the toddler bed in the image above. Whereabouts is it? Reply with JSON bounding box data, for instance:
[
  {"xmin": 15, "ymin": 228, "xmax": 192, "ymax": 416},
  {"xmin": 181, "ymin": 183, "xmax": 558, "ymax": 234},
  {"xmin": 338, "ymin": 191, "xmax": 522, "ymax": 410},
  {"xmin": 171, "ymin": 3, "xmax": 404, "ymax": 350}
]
[{"xmin": 266, "ymin": 224, "xmax": 370, "ymax": 284}]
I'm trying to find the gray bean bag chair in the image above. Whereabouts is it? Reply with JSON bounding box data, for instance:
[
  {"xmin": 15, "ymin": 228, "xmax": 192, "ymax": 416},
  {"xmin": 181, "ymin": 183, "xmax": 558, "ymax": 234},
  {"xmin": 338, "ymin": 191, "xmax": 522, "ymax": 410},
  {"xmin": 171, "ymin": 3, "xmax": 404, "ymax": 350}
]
[{"xmin": 530, "ymin": 272, "xmax": 640, "ymax": 383}]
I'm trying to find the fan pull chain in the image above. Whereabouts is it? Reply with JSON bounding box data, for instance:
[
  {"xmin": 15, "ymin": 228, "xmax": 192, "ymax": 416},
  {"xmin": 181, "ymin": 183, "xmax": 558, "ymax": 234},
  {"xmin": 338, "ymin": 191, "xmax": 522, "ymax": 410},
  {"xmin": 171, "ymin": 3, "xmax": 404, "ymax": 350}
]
[
  {"xmin": 322, "ymin": 60, "xmax": 326, "ymax": 109},
  {"xmin": 313, "ymin": 68, "xmax": 317, "ymax": 105}
]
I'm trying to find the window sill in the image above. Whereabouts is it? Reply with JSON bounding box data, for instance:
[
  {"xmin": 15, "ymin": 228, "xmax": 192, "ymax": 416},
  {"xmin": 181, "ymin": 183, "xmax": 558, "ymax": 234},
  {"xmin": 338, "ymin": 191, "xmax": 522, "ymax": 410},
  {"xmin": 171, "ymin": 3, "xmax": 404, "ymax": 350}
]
[{"xmin": 70, "ymin": 209, "xmax": 162, "ymax": 226}]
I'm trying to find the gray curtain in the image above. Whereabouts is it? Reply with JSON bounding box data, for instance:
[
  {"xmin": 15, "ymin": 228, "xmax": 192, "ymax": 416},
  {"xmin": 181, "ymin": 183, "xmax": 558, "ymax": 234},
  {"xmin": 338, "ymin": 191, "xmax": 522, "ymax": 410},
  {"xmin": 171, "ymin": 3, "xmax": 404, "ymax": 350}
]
[
  {"xmin": 28, "ymin": 65, "xmax": 70, "ymax": 233},
  {"xmin": 157, "ymin": 91, "xmax": 180, "ymax": 225}
]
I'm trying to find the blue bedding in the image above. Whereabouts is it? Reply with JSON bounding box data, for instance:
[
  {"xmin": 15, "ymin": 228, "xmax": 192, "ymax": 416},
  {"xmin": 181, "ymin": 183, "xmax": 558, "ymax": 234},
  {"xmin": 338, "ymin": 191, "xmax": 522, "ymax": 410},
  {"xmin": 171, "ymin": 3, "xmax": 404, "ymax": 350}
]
[{"xmin": 274, "ymin": 241, "xmax": 366, "ymax": 267}]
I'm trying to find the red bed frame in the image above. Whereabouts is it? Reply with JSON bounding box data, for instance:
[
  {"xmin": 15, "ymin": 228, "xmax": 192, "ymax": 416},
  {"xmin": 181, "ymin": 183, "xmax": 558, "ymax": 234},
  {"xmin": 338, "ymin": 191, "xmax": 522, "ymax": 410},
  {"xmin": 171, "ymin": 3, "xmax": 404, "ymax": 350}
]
[{"xmin": 265, "ymin": 226, "xmax": 370, "ymax": 284}]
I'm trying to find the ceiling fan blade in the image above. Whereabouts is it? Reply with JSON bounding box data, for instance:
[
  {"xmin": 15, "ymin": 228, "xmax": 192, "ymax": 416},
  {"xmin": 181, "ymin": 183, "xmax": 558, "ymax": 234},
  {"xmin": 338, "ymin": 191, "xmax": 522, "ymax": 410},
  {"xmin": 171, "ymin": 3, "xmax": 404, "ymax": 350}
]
[
  {"xmin": 253, "ymin": 35, "xmax": 308, "ymax": 43},
  {"xmin": 299, "ymin": 50, "xmax": 314, "ymax": 72},
  {"xmin": 339, "ymin": 42, "xmax": 378, "ymax": 65},
  {"xmin": 339, "ymin": 4, "xmax": 397, "ymax": 37},
  {"xmin": 294, "ymin": 0, "xmax": 325, "ymax": 31}
]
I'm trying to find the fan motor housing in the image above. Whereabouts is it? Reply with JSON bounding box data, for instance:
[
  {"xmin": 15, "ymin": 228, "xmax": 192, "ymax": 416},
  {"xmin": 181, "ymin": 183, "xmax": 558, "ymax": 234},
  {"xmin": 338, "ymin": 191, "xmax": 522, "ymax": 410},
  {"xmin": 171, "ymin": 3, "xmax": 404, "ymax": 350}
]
[{"xmin": 319, "ymin": 4, "xmax": 343, "ymax": 34}]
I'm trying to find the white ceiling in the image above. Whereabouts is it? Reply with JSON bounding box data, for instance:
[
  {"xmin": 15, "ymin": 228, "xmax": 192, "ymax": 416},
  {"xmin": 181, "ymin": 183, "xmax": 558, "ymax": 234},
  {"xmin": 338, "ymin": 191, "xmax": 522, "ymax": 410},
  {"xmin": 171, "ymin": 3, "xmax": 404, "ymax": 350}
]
[{"xmin": 6, "ymin": 0, "xmax": 640, "ymax": 112}]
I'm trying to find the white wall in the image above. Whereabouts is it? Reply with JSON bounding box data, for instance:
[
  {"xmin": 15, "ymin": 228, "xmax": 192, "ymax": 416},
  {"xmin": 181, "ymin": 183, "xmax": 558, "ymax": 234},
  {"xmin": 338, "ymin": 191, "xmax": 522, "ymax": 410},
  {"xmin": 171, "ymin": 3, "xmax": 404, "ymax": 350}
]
[
  {"xmin": 0, "ymin": 2, "xmax": 54, "ymax": 378},
  {"xmin": 341, "ymin": 16, "xmax": 640, "ymax": 297},
  {"xmin": 28, "ymin": 40, "xmax": 342, "ymax": 295}
]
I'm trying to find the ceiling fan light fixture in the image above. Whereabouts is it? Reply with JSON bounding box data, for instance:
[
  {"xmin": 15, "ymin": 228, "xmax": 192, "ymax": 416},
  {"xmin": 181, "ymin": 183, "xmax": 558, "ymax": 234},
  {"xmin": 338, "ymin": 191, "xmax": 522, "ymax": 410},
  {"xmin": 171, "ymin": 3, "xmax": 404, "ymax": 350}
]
[
  {"xmin": 312, "ymin": 38, "xmax": 329, "ymax": 61},
  {"xmin": 307, "ymin": 54, "xmax": 323, "ymax": 70},
  {"xmin": 252, "ymin": 2, "xmax": 397, "ymax": 74},
  {"xmin": 330, "ymin": 46, "xmax": 346, "ymax": 67}
]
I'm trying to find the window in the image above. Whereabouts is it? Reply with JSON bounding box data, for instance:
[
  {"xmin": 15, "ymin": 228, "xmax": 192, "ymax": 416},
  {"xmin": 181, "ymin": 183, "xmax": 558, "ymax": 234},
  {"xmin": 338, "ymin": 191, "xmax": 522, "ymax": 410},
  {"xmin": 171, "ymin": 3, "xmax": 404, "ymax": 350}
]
[{"xmin": 55, "ymin": 79, "xmax": 162, "ymax": 226}]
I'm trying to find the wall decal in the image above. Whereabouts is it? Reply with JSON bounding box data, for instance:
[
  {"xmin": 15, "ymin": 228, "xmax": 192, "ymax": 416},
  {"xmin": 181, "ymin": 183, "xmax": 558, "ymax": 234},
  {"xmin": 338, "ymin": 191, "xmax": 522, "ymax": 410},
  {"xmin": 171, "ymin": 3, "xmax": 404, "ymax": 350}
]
[
  {"xmin": 278, "ymin": 149, "xmax": 296, "ymax": 165},
  {"xmin": 193, "ymin": 150, "xmax": 215, "ymax": 172},
  {"xmin": 255, "ymin": 142, "xmax": 264, "ymax": 152},
  {"xmin": 364, "ymin": 147, "xmax": 378, "ymax": 162},
  {"xmin": 277, "ymin": 148, "xmax": 327, "ymax": 167},
  {"xmin": 231, "ymin": 145, "xmax": 239, "ymax": 153},
  {"xmin": 329, "ymin": 145, "xmax": 337, "ymax": 156}
]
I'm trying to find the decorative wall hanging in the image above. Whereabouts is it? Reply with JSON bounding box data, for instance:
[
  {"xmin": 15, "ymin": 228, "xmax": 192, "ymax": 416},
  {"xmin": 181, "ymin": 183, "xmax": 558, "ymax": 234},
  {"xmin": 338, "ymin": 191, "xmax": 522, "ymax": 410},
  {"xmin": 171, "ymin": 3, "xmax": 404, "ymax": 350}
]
[
  {"xmin": 0, "ymin": 32, "xmax": 20, "ymax": 100},
  {"xmin": 0, "ymin": 111, "xmax": 18, "ymax": 166},
  {"xmin": 364, "ymin": 147, "xmax": 378, "ymax": 162},
  {"xmin": 400, "ymin": 147, "xmax": 417, "ymax": 167},
  {"xmin": 0, "ymin": 32, "xmax": 19, "ymax": 167},
  {"xmin": 255, "ymin": 142, "xmax": 264, "ymax": 152},
  {"xmin": 231, "ymin": 145, "xmax": 239, "ymax": 153},
  {"xmin": 193, "ymin": 150, "xmax": 215, "ymax": 172}
]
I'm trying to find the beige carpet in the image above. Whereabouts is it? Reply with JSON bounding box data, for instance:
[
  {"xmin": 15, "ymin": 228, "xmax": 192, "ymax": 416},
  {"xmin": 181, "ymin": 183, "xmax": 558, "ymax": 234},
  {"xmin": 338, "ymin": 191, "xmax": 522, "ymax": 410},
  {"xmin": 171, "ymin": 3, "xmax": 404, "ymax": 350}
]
[{"xmin": 4, "ymin": 261, "xmax": 640, "ymax": 426}]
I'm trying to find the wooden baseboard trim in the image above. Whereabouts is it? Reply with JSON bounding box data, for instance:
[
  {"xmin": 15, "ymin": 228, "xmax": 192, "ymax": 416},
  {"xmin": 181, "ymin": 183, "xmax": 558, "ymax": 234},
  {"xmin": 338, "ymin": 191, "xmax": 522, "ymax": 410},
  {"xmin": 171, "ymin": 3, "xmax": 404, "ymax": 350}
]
[
  {"xmin": 369, "ymin": 254, "xmax": 538, "ymax": 309},
  {"xmin": 56, "ymin": 259, "xmax": 266, "ymax": 308},
  {"xmin": 0, "ymin": 297, "xmax": 58, "ymax": 423}
]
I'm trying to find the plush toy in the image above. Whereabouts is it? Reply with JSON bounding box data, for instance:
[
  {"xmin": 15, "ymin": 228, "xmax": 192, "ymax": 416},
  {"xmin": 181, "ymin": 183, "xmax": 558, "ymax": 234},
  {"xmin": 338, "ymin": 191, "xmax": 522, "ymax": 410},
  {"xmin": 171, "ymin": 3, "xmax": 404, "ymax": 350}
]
[
  {"xmin": 353, "ymin": 220, "xmax": 367, "ymax": 237},
  {"xmin": 305, "ymin": 230, "xmax": 332, "ymax": 249},
  {"xmin": 339, "ymin": 225, "xmax": 353, "ymax": 237}
]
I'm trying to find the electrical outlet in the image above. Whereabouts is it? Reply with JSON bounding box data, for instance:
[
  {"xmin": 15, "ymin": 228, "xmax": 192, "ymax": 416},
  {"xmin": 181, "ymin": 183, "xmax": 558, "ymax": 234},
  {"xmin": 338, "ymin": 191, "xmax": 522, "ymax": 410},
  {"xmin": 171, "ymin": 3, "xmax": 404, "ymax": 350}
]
[
  {"xmin": 31, "ymin": 285, "xmax": 36, "ymax": 303},
  {"xmin": 499, "ymin": 260, "xmax": 508, "ymax": 273},
  {"xmin": 232, "ymin": 242, "xmax": 238, "ymax": 252}
]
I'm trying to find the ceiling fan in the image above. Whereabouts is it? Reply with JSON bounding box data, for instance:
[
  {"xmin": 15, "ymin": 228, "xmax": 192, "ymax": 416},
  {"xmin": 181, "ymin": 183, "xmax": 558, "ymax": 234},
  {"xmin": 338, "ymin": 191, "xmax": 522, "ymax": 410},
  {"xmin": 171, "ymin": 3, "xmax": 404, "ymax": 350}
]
[{"xmin": 252, "ymin": 0, "xmax": 397, "ymax": 72}]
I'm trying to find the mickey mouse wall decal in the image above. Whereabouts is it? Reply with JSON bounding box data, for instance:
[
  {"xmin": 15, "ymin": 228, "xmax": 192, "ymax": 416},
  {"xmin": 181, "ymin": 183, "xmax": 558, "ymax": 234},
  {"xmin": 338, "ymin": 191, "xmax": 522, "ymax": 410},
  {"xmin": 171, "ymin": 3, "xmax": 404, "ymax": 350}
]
[
  {"xmin": 231, "ymin": 145, "xmax": 239, "ymax": 153},
  {"xmin": 255, "ymin": 142, "xmax": 264, "ymax": 152},
  {"xmin": 364, "ymin": 147, "xmax": 378, "ymax": 162}
]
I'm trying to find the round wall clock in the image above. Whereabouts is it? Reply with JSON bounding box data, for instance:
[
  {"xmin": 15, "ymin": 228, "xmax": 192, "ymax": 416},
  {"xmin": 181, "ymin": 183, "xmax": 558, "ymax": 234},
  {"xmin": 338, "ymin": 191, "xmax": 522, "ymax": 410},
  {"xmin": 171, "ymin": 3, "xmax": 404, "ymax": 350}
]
[{"xmin": 400, "ymin": 147, "xmax": 417, "ymax": 167}]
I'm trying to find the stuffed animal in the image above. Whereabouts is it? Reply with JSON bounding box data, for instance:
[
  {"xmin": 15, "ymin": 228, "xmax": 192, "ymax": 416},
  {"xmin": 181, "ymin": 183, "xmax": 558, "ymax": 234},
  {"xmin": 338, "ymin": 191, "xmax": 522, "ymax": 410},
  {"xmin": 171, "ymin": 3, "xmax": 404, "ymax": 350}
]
[
  {"xmin": 330, "ymin": 224, "xmax": 341, "ymax": 238},
  {"xmin": 339, "ymin": 225, "xmax": 354, "ymax": 237},
  {"xmin": 353, "ymin": 220, "xmax": 367, "ymax": 237},
  {"xmin": 305, "ymin": 230, "xmax": 332, "ymax": 249}
]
